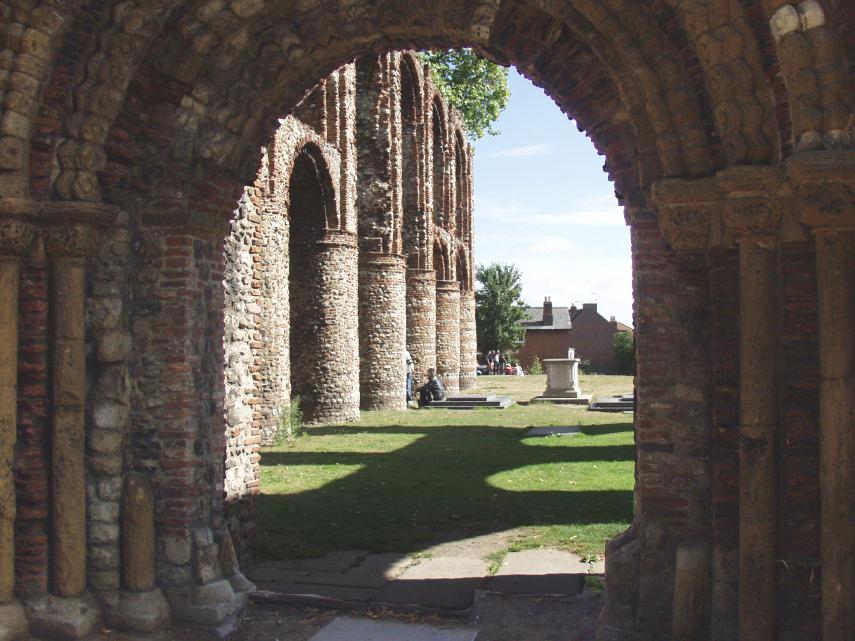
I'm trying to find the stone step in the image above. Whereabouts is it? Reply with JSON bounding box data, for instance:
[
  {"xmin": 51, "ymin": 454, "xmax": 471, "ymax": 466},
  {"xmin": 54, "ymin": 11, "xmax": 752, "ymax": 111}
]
[
  {"xmin": 588, "ymin": 395, "xmax": 635, "ymax": 412},
  {"xmin": 427, "ymin": 396, "xmax": 514, "ymax": 410}
]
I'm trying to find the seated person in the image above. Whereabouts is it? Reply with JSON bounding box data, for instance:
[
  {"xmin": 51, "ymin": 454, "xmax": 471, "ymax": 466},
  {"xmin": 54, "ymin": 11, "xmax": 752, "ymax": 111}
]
[{"xmin": 417, "ymin": 368, "xmax": 446, "ymax": 407}]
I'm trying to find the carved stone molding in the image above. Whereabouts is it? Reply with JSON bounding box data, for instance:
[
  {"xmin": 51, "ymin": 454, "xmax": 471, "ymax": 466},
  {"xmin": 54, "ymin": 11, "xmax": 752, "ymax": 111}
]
[
  {"xmin": 721, "ymin": 197, "xmax": 782, "ymax": 239},
  {"xmin": 718, "ymin": 166, "xmax": 783, "ymax": 239},
  {"xmin": 0, "ymin": 217, "xmax": 36, "ymax": 257},
  {"xmin": 786, "ymin": 151, "xmax": 855, "ymax": 230},
  {"xmin": 651, "ymin": 178, "xmax": 718, "ymax": 251},
  {"xmin": 44, "ymin": 222, "xmax": 100, "ymax": 258}
]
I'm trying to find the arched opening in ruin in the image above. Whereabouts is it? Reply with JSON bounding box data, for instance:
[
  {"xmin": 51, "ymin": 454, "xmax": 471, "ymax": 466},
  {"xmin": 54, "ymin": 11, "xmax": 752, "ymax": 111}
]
[
  {"xmin": 3, "ymin": 1, "xmax": 850, "ymax": 639},
  {"xmin": 288, "ymin": 145, "xmax": 338, "ymax": 425},
  {"xmin": 432, "ymin": 99, "xmax": 447, "ymax": 230}
]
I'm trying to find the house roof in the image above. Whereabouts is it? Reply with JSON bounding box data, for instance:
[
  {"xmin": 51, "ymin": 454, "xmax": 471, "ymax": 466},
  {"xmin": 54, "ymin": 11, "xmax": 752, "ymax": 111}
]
[{"xmin": 521, "ymin": 306, "xmax": 572, "ymax": 330}]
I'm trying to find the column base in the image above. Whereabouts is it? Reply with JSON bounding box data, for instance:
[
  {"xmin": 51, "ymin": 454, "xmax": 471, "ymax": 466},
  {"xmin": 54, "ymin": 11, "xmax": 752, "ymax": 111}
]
[
  {"xmin": 25, "ymin": 592, "xmax": 99, "ymax": 641},
  {"xmin": 167, "ymin": 576, "xmax": 253, "ymax": 638},
  {"xmin": 103, "ymin": 588, "xmax": 171, "ymax": 633},
  {"xmin": 0, "ymin": 600, "xmax": 28, "ymax": 641}
]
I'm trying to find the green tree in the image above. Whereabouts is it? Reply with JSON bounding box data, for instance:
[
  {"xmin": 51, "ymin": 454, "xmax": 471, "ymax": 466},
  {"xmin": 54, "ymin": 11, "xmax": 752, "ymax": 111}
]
[
  {"xmin": 475, "ymin": 263, "xmax": 527, "ymax": 354},
  {"xmin": 420, "ymin": 49, "xmax": 510, "ymax": 139},
  {"xmin": 613, "ymin": 331, "xmax": 636, "ymax": 375}
]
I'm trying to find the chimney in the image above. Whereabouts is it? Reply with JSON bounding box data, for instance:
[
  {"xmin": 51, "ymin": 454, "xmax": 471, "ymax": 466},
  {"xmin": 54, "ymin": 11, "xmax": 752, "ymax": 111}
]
[
  {"xmin": 583, "ymin": 303, "xmax": 597, "ymax": 314},
  {"xmin": 542, "ymin": 296, "xmax": 553, "ymax": 326}
]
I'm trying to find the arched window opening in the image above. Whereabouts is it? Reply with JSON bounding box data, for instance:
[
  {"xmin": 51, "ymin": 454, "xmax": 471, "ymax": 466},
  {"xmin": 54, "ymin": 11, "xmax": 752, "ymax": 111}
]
[
  {"xmin": 288, "ymin": 146, "xmax": 337, "ymax": 421},
  {"xmin": 401, "ymin": 57, "xmax": 423, "ymax": 268},
  {"xmin": 454, "ymin": 132, "xmax": 465, "ymax": 237},
  {"xmin": 432, "ymin": 101, "xmax": 445, "ymax": 229}
]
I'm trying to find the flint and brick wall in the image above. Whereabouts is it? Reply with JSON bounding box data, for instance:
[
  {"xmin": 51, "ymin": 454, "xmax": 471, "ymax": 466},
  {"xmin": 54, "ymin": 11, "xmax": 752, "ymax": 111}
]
[
  {"xmin": 459, "ymin": 290, "xmax": 477, "ymax": 389},
  {"xmin": 435, "ymin": 280, "xmax": 461, "ymax": 395},
  {"xmin": 1, "ymin": 3, "xmax": 851, "ymax": 640},
  {"xmin": 405, "ymin": 269, "xmax": 437, "ymax": 383}
]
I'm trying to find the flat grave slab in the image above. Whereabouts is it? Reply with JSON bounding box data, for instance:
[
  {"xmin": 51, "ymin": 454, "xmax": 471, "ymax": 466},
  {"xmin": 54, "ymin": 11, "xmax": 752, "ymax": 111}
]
[
  {"xmin": 525, "ymin": 426, "xmax": 581, "ymax": 437},
  {"xmin": 309, "ymin": 616, "xmax": 478, "ymax": 641}
]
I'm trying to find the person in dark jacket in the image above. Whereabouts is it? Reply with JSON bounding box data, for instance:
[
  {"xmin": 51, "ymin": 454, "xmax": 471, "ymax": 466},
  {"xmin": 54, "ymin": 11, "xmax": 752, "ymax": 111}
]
[{"xmin": 417, "ymin": 368, "xmax": 446, "ymax": 407}]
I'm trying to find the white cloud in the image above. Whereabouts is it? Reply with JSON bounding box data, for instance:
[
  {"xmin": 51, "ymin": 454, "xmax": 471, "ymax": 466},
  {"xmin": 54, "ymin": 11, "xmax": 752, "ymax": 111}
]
[
  {"xmin": 527, "ymin": 237, "xmax": 572, "ymax": 253},
  {"xmin": 483, "ymin": 143, "xmax": 552, "ymax": 158},
  {"xmin": 474, "ymin": 198, "xmax": 626, "ymax": 228}
]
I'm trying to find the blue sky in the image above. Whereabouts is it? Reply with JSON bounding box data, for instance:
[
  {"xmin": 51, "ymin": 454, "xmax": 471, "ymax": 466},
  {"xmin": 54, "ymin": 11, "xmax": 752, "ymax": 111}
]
[{"xmin": 471, "ymin": 68, "xmax": 633, "ymax": 326}]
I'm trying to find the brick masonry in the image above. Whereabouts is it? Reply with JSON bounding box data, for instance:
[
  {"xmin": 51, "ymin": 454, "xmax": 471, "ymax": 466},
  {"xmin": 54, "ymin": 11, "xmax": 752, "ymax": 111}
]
[{"xmin": 0, "ymin": 3, "xmax": 852, "ymax": 640}]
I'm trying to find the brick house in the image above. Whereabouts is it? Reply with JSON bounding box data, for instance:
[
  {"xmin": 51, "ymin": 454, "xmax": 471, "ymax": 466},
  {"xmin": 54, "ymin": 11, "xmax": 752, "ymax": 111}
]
[{"xmin": 517, "ymin": 298, "xmax": 632, "ymax": 373}]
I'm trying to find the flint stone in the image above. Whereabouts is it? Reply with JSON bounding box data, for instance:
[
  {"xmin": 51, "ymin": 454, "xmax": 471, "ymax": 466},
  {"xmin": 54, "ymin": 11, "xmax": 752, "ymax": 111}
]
[
  {"xmin": 26, "ymin": 592, "xmax": 99, "ymax": 640},
  {"xmin": 163, "ymin": 536, "xmax": 192, "ymax": 565}
]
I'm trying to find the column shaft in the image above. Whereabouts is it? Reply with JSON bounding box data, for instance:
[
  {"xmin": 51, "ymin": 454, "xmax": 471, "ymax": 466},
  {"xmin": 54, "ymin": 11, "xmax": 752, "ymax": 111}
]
[
  {"xmin": 291, "ymin": 232, "xmax": 360, "ymax": 424},
  {"xmin": 814, "ymin": 230, "xmax": 854, "ymax": 641},
  {"xmin": 406, "ymin": 268, "xmax": 436, "ymax": 383},
  {"xmin": 458, "ymin": 290, "xmax": 477, "ymax": 390},
  {"xmin": 51, "ymin": 256, "xmax": 88, "ymax": 597},
  {"xmin": 359, "ymin": 253, "xmax": 407, "ymax": 411},
  {"xmin": 435, "ymin": 281, "xmax": 460, "ymax": 395},
  {"xmin": 0, "ymin": 257, "xmax": 19, "ymax": 603},
  {"xmin": 737, "ymin": 237, "xmax": 777, "ymax": 641}
]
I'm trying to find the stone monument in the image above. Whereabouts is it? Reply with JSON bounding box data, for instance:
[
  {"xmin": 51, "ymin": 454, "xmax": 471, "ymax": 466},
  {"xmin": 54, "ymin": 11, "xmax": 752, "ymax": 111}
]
[{"xmin": 532, "ymin": 348, "xmax": 591, "ymax": 405}]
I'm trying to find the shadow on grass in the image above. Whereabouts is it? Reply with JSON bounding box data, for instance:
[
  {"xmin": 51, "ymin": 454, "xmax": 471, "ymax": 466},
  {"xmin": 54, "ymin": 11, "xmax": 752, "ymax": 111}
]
[{"xmin": 256, "ymin": 422, "xmax": 634, "ymax": 560}]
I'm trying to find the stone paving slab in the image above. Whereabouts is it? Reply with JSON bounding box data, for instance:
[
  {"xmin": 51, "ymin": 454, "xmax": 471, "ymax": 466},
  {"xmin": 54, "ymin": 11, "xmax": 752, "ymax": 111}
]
[
  {"xmin": 346, "ymin": 553, "xmax": 413, "ymax": 579},
  {"xmin": 302, "ymin": 570, "xmax": 389, "ymax": 589},
  {"xmin": 283, "ymin": 550, "xmax": 369, "ymax": 572},
  {"xmin": 254, "ymin": 582, "xmax": 379, "ymax": 603},
  {"xmin": 375, "ymin": 557, "xmax": 489, "ymax": 611},
  {"xmin": 495, "ymin": 549, "xmax": 590, "ymax": 575},
  {"xmin": 525, "ymin": 426, "xmax": 581, "ymax": 437},
  {"xmin": 309, "ymin": 616, "xmax": 478, "ymax": 641},
  {"xmin": 249, "ymin": 548, "xmax": 600, "ymax": 614}
]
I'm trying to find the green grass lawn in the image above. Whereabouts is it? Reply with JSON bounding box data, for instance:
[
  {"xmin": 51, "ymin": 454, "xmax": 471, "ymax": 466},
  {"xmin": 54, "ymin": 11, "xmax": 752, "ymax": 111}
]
[{"xmin": 257, "ymin": 374, "xmax": 635, "ymax": 562}]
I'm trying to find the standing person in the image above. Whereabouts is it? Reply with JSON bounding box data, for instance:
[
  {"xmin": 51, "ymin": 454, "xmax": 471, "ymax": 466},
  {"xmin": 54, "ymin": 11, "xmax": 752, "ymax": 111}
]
[
  {"xmin": 487, "ymin": 350, "xmax": 495, "ymax": 374},
  {"xmin": 493, "ymin": 351, "xmax": 500, "ymax": 374},
  {"xmin": 405, "ymin": 349, "xmax": 415, "ymax": 403},
  {"xmin": 498, "ymin": 352, "xmax": 506, "ymax": 374},
  {"xmin": 417, "ymin": 368, "xmax": 446, "ymax": 407}
]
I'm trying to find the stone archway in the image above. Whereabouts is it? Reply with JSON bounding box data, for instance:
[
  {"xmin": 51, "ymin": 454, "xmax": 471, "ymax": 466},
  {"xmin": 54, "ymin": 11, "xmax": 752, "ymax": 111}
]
[{"xmin": 1, "ymin": 2, "xmax": 853, "ymax": 640}]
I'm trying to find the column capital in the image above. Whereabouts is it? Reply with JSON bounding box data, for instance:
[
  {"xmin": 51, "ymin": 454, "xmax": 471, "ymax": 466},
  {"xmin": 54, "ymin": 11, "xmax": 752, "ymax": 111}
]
[
  {"xmin": 0, "ymin": 198, "xmax": 118, "ymax": 257},
  {"xmin": 44, "ymin": 222, "xmax": 101, "ymax": 258},
  {"xmin": 651, "ymin": 177, "xmax": 718, "ymax": 251},
  {"xmin": 0, "ymin": 216, "xmax": 36, "ymax": 257},
  {"xmin": 785, "ymin": 150, "xmax": 855, "ymax": 231},
  {"xmin": 717, "ymin": 166, "xmax": 783, "ymax": 239}
]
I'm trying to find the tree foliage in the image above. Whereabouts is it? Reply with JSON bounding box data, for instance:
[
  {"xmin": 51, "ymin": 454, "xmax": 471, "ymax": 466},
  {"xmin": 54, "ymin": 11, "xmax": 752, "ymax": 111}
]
[
  {"xmin": 613, "ymin": 331, "xmax": 636, "ymax": 375},
  {"xmin": 475, "ymin": 263, "xmax": 527, "ymax": 354},
  {"xmin": 420, "ymin": 49, "xmax": 510, "ymax": 139}
]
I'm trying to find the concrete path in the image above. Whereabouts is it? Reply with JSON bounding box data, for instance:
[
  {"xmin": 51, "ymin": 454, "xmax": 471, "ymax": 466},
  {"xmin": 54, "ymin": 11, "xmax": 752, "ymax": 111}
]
[{"xmin": 248, "ymin": 546, "xmax": 603, "ymax": 615}]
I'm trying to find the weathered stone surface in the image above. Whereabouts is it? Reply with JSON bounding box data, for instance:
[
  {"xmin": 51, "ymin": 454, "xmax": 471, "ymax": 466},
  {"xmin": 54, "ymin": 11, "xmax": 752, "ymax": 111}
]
[
  {"xmin": 26, "ymin": 592, "xmax": 99, "ymax": 640},
  {"xmin": 0, "ymin": 600, "xmax": 28, "ymax": 641},
  {"xmin": 3, "ymin": 4, "xmax": 851, "ymax": 640},
  {"xmin": 122, "ymin": 472, "xmax": 155, "ymax": 592},
  {"xmin": 103, "ymin": 589, "xmax": 170, "ymax": 633}
]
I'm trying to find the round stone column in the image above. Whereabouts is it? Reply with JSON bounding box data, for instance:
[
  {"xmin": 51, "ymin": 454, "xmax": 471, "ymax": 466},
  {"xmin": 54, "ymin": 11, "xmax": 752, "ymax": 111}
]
[
  {"xmin": 359, "ymin": 253, "xmax": 407, "ymax": 411},
  {"xmin": 405, "ymin": 268, "xmax": 436, "ymax": 384},
  {"xmin": 45, "ymin": 223, "xmax": 95, "ymax": 599},
  {"xmin": 0, "ymin": 217, "xmax": 35, "ymax": 641},
  {"xmin": 458, "ymin": 289, "xmax": 477, "ymax": 390},
  {"xmin": 435, "ymin": 280, "xmax": 460, "ymax": 395},
  {"xmin": 291, "ymin": 230, "xmax": 361, "ymax": 424}
]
